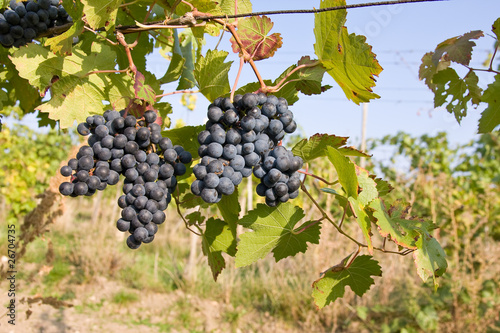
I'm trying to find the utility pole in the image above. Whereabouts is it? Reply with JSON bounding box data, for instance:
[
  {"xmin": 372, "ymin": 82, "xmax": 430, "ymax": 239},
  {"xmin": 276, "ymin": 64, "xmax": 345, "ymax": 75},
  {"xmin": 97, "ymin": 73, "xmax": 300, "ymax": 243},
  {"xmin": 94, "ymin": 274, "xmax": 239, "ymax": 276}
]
[{"xmin": 360, "ymin": 103, "xmax": 368, "ymax": 169}]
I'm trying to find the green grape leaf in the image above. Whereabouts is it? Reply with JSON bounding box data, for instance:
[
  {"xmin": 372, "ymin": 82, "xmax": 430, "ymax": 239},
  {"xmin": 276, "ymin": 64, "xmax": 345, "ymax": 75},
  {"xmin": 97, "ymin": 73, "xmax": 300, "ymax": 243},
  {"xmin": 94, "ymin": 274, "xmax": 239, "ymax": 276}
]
[
  {"xmin": 294, "ymin": 56, "xmax": 332, "ymax": 95},
  {"xmin": 186, "ymin": 211, "xmax": 205, "ymax": 226},
  {"xmin": 159, "ymin": 53, "xmax": 185, "ymax": 84},
  {"xmin": 292, "ymin": 133, "xmax": 348, "ymax": 163},
  {"xmin": 205, "ymin": 217, "xmax": 237, "ymax": 257},
  {"xmin": 194, "ymin": 49, "xmax": 232, "ymax": 102},
  {"xmin": 229, "ymin": 15, "xmax": 283, "ymax": 61},
  {"xmin": 216, "ymin": 189, "xmax": 239, "ymax": 257},
  {"xmin": 176, "ymin": 30, "xmax": 196, "ymax": 90},
  {"xmin": 10, "ymin": 44, "xmax": 62, "ymax": 95},
  {"xmin": 202, "ymin": 217, "xmax": 236, "ymax": 281},
  {"xmin": 232, "ymin": 81, "xmax": 264, "ymax": 96},
  {"xmin": 161, "ymin": 125, "xmax": 204, "ymax": 156},
  {"xmin": 133, "ymin": 71, "xmax": 156, "ymax": 105},
  {"xmin": 478, "ymin": 74, "xmax": 500, "ymax": 133},
  {"xmin": 5, "ymin": 63, "xmax": 42, "ymax": 113},
  {"xmin": 81, "ymin": 0, "xmax": 121, "ymax": 30},
  {"xmin": 105, "ymin": 74, "xmax": 135, "ymax": 111},
  {"xmin": 20, "ymin": 42, "xmax": 123, "ymax": 126},
  {"xmin": 0, "ymin": 88, "xmax": 7, "ymax": 110},
  {"xmin": 414, "ymin": 232, "xmax": 447, "ymax": 288},
  {"xmin": 36, "ymin": 75, "xmax": 109, "ymax": 128},
  {"xmin": 348, "ymin": 197, "xmax": 373, "ymax": 253},
  {"xmin": 433, "ymin": 68, "xmax": 482, "ymax": 122},
  {"xmin": 370, "ymin": 198, "xmax": 421, "ymax": 249},
  {"xmin": 326, "ymin": 146, "xmax": 358, "ymax": 199},
  {"xmin": 180, "ymin": 192, "xmax": 209, "ymax": 210},
  {"xmin": 492, "ymin": 18, "xmax": 500, "ymax": 40},
  {"xmin": 156, "ymin": 102, "xmax": 173, "ymax": 129},
  {"xmin": 337, "ymin": 146, "xmax": 371, "ymax": 158},
  {"xmin": 355, "ymin": 166, "xmax": 378, "ymax": 206},
  {"xmin": 220, "ymin": 0, "xmax": 252, "ymax": 22},
  {"xmin": 217, "ymin": 188, "xmax": 240, "ymax": 231},
  {"xmin": 432, "ymin": 30, "xmax": 484, "ymax": 66},
  {"xmin": 236, "ymin": 203, "xmax": 320, "ymax": 267},
  {"xmin": 371, "ymin": 176, "xmax": 394, "ymax": 197},
  {"xmin": 312, "ymin": 255, "xmax": 382, "ymax": 309},
  {"xmin": 11, "ymin": 42, "xmax": 116, "ymax": 94},
  {"xmin": 174, "ymin": 0, "xmax": 222, "ymax": 16},
  {"xmin": 273, "ymin": 56, "xmax": 332, "ymax": 98},
  {"xmin": 314, "ymin": 0, "xmax": 382, "ymax": 104},
  {"xmin": 419, "ymin": 52, "xmax": 451, "ymax": 91}
]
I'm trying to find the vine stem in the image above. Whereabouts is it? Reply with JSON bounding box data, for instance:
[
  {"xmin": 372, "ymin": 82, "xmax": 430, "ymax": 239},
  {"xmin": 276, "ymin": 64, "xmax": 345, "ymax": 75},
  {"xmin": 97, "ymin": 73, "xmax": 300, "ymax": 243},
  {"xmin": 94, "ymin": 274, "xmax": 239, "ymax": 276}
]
[
  {"xmin": 85, "ymin": 69, "xmax": 129, "ymax": 77},
  {"xmin": 338, "ymin": 201, "xmax": 348, "ymax": 229},
  {"xmin": 301, "ymin": 183, "xmax": 364, "ymax": 246},
  {"xmin": 269, "ymin": 61, "xmax": 320, "ymax": 92},
  {"xmin": 173, "ymin": 187, "xmax": 202, "ymax": 236},
  {"xmin": 230, "ymin": 57, "xmax": 245, "ymax": 102},
  {"xmin": 129, "ymin": 0, "xmax": 157, "ymax": 48},
  {"xmin": 488, "ymin": 43, "xmax": 498, "ymax": 71},
  {"xmin": 298, "ymin": 169, "xmax": 339, "ymax": 185},
  {"xmin": 83, "ymin": 26, "xmax": 118, "ymax": 45},
  {"xmin": 116, "ymin": 32, "xmax": 137, "ymax": 75},
  {"xmin": 464, "ymin": 66, "xmax": 500, "ymax": 75},
  {"xmin": 293, "ymin": 217, "xmax": 325, "ymax": 234},
  {"xmin": 155, "ymin": 89, "xmax": 200, "ymax": 99},
  {"xmin": 215, "ymin": 19, "xmax": 267, "ymax": 90},
  {"xmin": 301, "ymin": 183, "xmax": 412, "ymax": 256},
  {"xmin": 346, "ymin": 246, "xmax": 361, "ymax": 268}
]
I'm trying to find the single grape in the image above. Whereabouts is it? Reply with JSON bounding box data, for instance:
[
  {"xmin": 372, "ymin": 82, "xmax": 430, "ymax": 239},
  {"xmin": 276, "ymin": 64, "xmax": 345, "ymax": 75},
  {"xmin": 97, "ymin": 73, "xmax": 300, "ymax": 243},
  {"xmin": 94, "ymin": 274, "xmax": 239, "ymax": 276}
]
[
  {"xmin": 144, "ymin": 110, "xmax": 157, "ymax": 123},
  {"xmin": 173, "ymin": 163, "xmax": 186, "ymax": 176},
  {"xmin": 230, "ymin": 155, "xmax": 245, "ymax": 171},
  {"xmin": 60, "ymin": 165, "xmax": 72, "ymax": 177},
  {"xmin": 116, "ymin": 219, "xmax": 131, "ymax": 232},
  {"xmin": 152, "ymin": 210, "xmax": 166, "ymax": 224},
  {"xmin": 241, "ymin": 93, "xmax": 258, "ymax": 110},
  {"xmin": 200, "ymin": 188, "xmax": 218, "ymax": 203},
  {"xmin": 73, "ymin": 182, "xmax": 89, "ymax": 196},
  {"xmin": 87, "ymin": 176, "xmax": 101, "ymax": 190},
  {"xmin": 216, "ymin": 176, "xmax": 235, "ymax": 195},
  {"xmin": 207, "ymin": 142, "xmax": 223, "ymax": 158},
  {"xmin": 77, "ymin": 122, "xmax": 90, "ymax": 136},
  {"xmin": 203, "ymin": 173, "xmax": 220, "ymax": 189},
  {"xmin": 59, "ymin": 182, "xmax": 74, "ymax": 195},
  {"xmin": 178, "ymin": 151, "xmax": 192, "ymax": 164},
  {"xmin": 126, "ymin": 235, "xmax": 141, "ymax": 249}
]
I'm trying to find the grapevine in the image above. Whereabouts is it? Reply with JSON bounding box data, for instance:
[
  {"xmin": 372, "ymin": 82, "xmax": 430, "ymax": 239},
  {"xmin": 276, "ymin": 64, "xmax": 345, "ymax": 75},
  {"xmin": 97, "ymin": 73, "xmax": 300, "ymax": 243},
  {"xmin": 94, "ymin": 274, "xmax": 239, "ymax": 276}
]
[{"xmin": 0, "ymin": 0, "xmax": 460, "ymax": 310}]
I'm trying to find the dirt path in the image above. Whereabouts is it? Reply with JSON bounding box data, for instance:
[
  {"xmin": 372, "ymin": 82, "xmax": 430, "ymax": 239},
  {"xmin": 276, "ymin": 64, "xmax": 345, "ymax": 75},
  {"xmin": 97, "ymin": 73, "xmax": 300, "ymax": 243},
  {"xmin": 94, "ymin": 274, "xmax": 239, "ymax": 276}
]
[{"xmin": 0, "ymin": 277, "xmax": 300, "ymax": 333}]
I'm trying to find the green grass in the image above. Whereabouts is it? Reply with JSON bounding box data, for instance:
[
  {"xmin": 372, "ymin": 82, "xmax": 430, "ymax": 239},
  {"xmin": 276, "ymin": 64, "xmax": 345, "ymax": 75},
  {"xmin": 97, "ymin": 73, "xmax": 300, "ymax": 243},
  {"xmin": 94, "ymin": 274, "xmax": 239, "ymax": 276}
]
[
  {"xmin": 111, "ymin": 290, "xmax": 139, "ymax": 304},
  {"xmin": 44, "ymin": 260, "xmax": 71, "ymax": 285},
  {"xmin": 131, "ymin": 318, "xmax": 174, "ymax": 332}
]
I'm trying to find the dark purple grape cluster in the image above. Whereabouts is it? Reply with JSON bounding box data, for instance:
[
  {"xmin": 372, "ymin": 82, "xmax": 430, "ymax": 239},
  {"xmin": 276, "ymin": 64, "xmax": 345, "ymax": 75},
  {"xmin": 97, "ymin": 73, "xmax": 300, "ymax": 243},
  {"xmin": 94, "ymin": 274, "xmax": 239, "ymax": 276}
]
[
  {"xmin": 191, "ymin": 92, "xmax": 300, "ymax": 205},
  {"xmin": 0, "ymin": 0, "xmax": 73, "ymax": 48},
  {"xmin": 59, "ymin": 109, "xmax": 192, "ymax": 249},
  {"xmin": 254, "ymin": 146, "xmax": 303, "ymax": 207}
]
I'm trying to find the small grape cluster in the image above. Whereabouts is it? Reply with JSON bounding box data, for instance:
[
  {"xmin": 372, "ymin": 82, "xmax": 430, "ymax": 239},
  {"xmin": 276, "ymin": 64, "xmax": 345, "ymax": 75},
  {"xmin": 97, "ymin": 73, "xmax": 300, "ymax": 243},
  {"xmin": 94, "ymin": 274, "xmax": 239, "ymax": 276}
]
[
  {"xmin": 191, "ymin": 92, "xmax": 302, "ymax": 205},
  {"xmin": 254, "ymin": 146, "xmax": 303, "ymax": 207},
  {"xmin": 0, "ymin": 0, "xmax": 73, "ymax": 48},
  {"xmin": 59, "ymin": 109, "xmax": 192, "ymax": 249}
]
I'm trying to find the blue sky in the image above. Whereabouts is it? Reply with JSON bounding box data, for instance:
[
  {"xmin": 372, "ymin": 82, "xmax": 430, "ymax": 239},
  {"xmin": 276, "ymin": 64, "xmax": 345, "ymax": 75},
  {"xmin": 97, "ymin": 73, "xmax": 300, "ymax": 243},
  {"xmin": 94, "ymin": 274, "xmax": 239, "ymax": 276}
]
[{"xmin": 152, "ymin": 0, "xmax": 500, "ymax": 146}]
